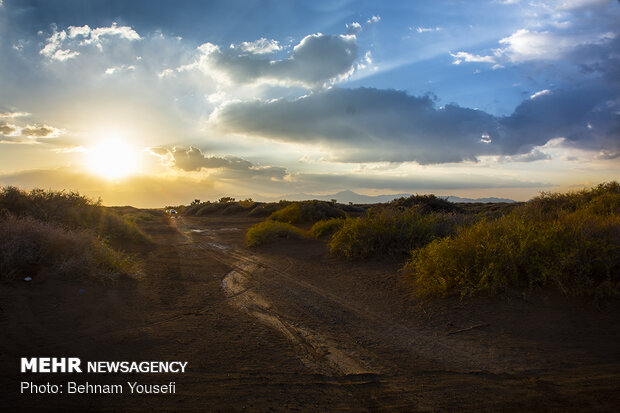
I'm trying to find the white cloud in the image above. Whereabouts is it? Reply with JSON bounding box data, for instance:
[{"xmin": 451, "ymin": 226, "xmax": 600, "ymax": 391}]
[
  {"xmin": 84, "ymin": 23, "xmax": 141, "ymax": 45},
  {"xmin": 414, "ymin": 27, "xmax": 441, "ymax": 33},
  {"xmin": 450, "ymin": 51, "xmax": 496, "ymax": 65},
  {"xmin": 40, "ymin": 23, "xmax": 141, "ymax": 62},
  {"xmin": 367, "ymin": 16, "xmax": 381, "ymax": 24},
  {"xmin": 346, "ymin": 22, "xmax": 362, "ymax": 35},
  {"xmin": 236, "ymin": 38, "xmax": 282, "ymax": 54},
  {"xmin": 499, "ymin": 29, "xmax": 566, "ymax": 61},
  {"xmin": 52, "ymin": 49, "xmax": 80, "ymax": 61},
  {"xmin": 0, "ymin": 111, "xmax": 30, "ymax": 118},
  {"xmin": 40, "ymin": 29, "xmax": 67, "ymax": 58},
  {"xmin": 530, "ymin": 89, "xmax": 551, "ymax": 99},
  {"xmin": 68, "ymin": 25, "xmax": 91, "ymax": 39}
]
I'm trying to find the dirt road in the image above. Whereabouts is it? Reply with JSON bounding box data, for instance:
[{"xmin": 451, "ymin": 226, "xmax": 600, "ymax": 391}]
[{"xmin": 2, "ymin": 214, "xmax": 620, "ymax": 411}]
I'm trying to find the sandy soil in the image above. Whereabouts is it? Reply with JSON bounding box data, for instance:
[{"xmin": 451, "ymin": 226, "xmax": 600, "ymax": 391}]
[{"xmin": 1, "ymin": 213, "xmax": 619, "ymax": 412}]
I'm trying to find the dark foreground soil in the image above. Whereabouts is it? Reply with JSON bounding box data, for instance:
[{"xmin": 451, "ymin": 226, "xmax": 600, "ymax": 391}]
[{"xmin": 1, "ymin": 214, "xmax": 619, "ymax": 412}]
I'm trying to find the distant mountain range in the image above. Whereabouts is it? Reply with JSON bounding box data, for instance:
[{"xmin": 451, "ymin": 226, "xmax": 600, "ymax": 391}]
[{"xmin": 271, "ymin": 190, "xmax": 516, "ymax": 204}]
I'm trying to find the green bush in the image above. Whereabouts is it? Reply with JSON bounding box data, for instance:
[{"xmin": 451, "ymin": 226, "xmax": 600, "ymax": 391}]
[
  {"xmin": 403, "ymin": 182, "xmax": 620, "ymax": 298},
  {"xmin": 329, "ymin": 209, "xmax": 464, "ymax": 259},
  {"xmin": 269, "ymin": 200, "xmax": 346, "ymax": 224},
  {"xmin": 246, "ymin": 220, "xmax": 306, "ymax": 247},
  {"xmin": 310, "ymin": 218, "xmax": 345, "ymax": 238},
  {"xmin": 0, "ymin": 214, "xmax": 142, "ymax": 282}
]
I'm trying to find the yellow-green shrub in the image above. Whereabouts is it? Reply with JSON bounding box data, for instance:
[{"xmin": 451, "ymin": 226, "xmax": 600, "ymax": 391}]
[
  {"xmin": 329, "ymin": 209, "xmax": 464, "ymax": 259},
  {"xmin": 310, "ymin": 218, "xmax": 345, "ymax": 238},
  {"xmin": 246, "ymin": 220, "xmax": 306, "ymax": 247},
  {"xmin": 403, "ymin": 183, "xmax": 620, "ymax": 298},
  {"xmin": 269, "ymin": 200, "xmax": 346, "ymax": 224}
]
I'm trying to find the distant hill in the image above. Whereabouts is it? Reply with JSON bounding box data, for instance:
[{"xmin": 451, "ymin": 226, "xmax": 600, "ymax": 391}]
[
  {"xmin": 446, "ymin": 196, "xmax": 517, "ymax": 204},
  {"xmin": 274, "ymin": 190, "xmax": 516, "ymax": 204}
]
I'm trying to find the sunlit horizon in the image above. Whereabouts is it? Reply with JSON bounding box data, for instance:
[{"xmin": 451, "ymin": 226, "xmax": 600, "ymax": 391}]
[{"xmin": 1, "ymin": 0, "xmax": 618, "ymax": 207}]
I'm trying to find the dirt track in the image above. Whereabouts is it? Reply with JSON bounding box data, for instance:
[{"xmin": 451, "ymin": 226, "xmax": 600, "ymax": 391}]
[{"xmin": 2, "ymin": 214, "xmax": 620, "ymax": 411}]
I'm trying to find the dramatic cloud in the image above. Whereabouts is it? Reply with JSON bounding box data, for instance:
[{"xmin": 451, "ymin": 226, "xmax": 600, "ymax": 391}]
[
  {"xmin": 150, "ymin": 146, "xmax": 288, "ymax": 179},
  {"xmin": 212, "ymin": 86, "xmax": 620, "ymax": 164},
  {"xmin": 181, "ymin": 33, "xmax": 358, "ymax": 88},
  {"xmin": 499, "ymin": 85, "xmax": 620, "ymax": 154}
]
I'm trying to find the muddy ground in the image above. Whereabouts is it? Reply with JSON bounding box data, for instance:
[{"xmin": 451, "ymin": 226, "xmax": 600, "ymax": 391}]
[{"xmin": 1, "ymin": 213, "xmax": 619, "ymax": 412}]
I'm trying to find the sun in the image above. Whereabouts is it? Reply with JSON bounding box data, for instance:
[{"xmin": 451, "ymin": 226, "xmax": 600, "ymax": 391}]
[{"xmin": 86, "ymin": 138, "xmax": 140, "ymax": 180}]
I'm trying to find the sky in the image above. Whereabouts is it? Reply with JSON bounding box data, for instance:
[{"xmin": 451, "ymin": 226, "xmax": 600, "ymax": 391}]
[{"xmin": 0, "ymin": 0, "xmax": 618, "ymax": 207}]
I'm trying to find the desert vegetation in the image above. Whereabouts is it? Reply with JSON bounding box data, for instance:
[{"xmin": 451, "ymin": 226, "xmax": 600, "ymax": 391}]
[
  {"xmin": 269, "ymin": 200, "xmax": 346, "ymax": 224},
  {"xmin": 0, "ymin": 187, "xmax": 146, "ymax": 281},
  {"xmin": 245, "ymin": 220, "xmax": 307, "ymax": 247},
  {"xmin": 239, "ymin": 183, "xmax": 619, "ymax": 299},
  {"xmin": 310, "ymin": 217, "xmax": 345, "ymax": 238},
  {"xmin": 329, "ymin": 208, "xmax": 469, "ymax": 259},
  {"xmin": 403, "ymin": 182, "xmax": 619, "ymax": 298}
]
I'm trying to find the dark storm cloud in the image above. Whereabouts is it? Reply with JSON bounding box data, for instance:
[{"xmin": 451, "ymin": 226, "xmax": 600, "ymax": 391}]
[
  {"xmin": 151, "ymin": 146, "xmax": 288, "ymax": 179},
  {"xmin": 212, "ymin": 86, "xmax": 620, "ymax": 164},
  {"xmin": 499, "ymin": 84, "xmax": 620, "ymax": 155}
]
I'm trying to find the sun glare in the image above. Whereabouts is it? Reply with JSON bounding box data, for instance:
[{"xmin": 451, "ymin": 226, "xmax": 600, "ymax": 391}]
[{"xmin": 86, "ymin": 138, "xmax": 140, "ymax": 180}]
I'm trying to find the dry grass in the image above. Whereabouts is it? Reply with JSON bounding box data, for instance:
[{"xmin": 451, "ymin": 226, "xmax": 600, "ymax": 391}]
[{"xmin": 0, "ymin": 214, "xmax": 142, "ymax": 282}]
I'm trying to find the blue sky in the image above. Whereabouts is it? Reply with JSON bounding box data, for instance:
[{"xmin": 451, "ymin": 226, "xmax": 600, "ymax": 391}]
[{"xmin": 0, "ymin": 0, "xmax": 618, "ymax": 206}]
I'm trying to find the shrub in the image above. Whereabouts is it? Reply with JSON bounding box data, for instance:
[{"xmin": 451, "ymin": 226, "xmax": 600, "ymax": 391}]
[
  {"xmin": 390, "ymin": 194, "xmax": 462, "ymax": 213},
  {"xmin": 403, "ymin": 183, "xmax": 620, "ymax": 299},
  {"xmin": 310, "ymin": 218, "xmax": 345, "ymax": 238},
  {"xmin": 248, "ymin": 203, "xmax": 283, "ymax": 218},
  {"xmin": 184, "ymin": 201, "xmax": 210, "ymax": 215},
  {"xmin": 519, "ymin": 181, "xmax": 620, "ymax": 219},
  {"xmin": 269, "ymin": 200, "xmax": 346, "ymax": 224},
  {"xmin": 0, "ymin": 214, "xmax": 142, "ymax": 282},
  {"xmin": 0, "ymin": 187, "xmax": 149, "ymax": 244},
  {"xmin": 222, "ymin": 201, "xmax": 253, "ymax": 215},
  {"xmin": 195, "ymin": 204, "xmax": 221, "ymax": 216},
  {"xmin": 246, "ymin": 220, "xmax": 306, "ymax": 247},
  {"xmin": 329, "ymin": 209, "xmax": 465, "ymax": 259}
]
